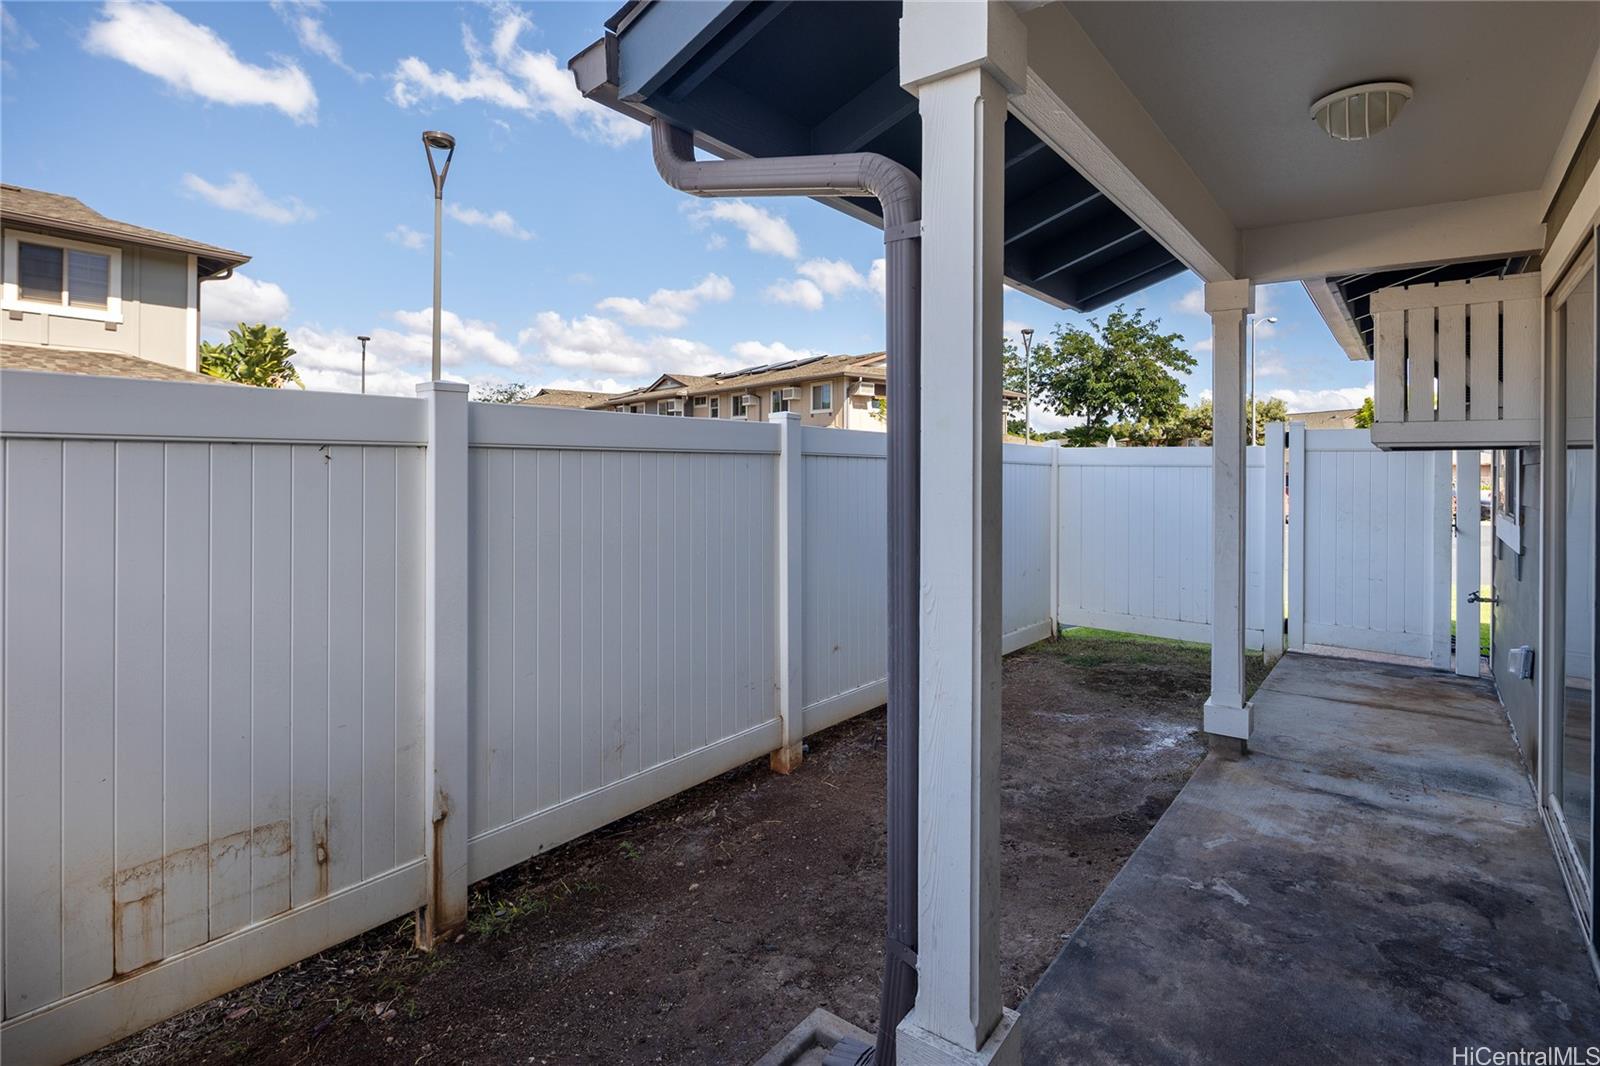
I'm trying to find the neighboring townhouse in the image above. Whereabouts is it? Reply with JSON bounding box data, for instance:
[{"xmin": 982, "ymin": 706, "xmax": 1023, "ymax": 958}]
[
  {"xmin": 590, "ymin": 353, "xmax": 890, "ymax": 429},
  {"xmin": 0, "ymin": 183, "xmax": 249, "ymax": 376}
]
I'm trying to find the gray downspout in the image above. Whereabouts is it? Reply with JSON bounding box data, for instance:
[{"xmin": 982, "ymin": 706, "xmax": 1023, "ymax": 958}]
[{"xmin": 650, "ymin": 120, "xmax": 921, "ymax": 1065}]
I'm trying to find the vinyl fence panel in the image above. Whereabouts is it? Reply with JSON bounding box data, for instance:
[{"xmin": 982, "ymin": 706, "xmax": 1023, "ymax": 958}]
[
  {"xmin": 2, "ymin": 375, "xmax": 431, "ymax": 1063},
  {"xmin": 460, "ymin": 413, "xmax": 783, "ymax": 882},
  {"xmin": 1294, "ymin": 429, "xmax": 1446, "ymax": 659},
  {"xmin": 2, "ymin": 376, "xmax": 1061, "ymax": 1062},
  {"xmin": 1055, "ymin": 446, "xmax": 1266, "ymax": 648}
]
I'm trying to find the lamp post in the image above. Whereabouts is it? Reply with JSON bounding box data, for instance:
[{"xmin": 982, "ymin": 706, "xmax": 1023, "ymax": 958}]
[
  {"xmin": 357, "ymin": 335, "xmax": 370, "ymax": 395},
  {"xmin": 1250, "ymin": 314, "xmax": 1278, "ymax": 445},
  {"xmin": 422, "ymin": 130, "xmax": 456, "ymax": 382},
  {"xmin": 1020, "ymin": 326, "xmax": 1035, "ymax": 443}
]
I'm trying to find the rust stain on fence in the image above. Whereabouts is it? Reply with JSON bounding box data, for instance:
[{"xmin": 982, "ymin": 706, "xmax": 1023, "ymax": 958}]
[{"xmin": 102, "ymin": 819, "xmax": 293, "ymax": 977}]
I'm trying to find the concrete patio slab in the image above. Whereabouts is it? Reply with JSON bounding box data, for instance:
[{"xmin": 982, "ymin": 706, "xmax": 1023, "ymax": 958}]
[{"xmin": 1023, "ymin": 653, "xmax": 1600, "ymax": 1065}]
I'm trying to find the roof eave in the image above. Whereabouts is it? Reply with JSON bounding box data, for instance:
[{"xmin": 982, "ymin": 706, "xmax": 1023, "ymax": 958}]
[{"xmin": 0, "ymin": 210, "xmax": 251, "ymax": 272}]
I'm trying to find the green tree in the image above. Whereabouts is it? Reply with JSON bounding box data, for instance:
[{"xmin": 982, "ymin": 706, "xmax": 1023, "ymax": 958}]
[
  {"xmin": 475, "ymin": 382, "xmax": 533, "ymax": 403},
  {"xmin": 1353, "ymin": 396, "xmax": 1375, "ymax": 428},
  {"xmin": 1108, "ymin": 397, "xmax": 1290, "ymax": 446},
  {"xmin": 1016, "ymin": 307, "xmax": 1194, "ymax": 447},
  {"xmin": 199, "ymin": 323, "xmax": 302, "ymax": 388}
]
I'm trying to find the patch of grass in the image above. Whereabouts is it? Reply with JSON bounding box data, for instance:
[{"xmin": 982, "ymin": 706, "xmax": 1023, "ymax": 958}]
[
  {"xmin": 1046, "ymin": 626, "xmax": 1273, "ymax": 700},
  {"xmin": 618, "ymin": 839, "xmax": 642, "ymax": 861},
  {"xmin": 466, "ymin": 886, "xmax": 550, "ymax": 939}
]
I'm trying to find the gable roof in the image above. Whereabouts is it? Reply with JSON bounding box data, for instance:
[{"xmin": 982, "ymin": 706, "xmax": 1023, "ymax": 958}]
[
  {"xmin": 1, "ymin": 343, "xmax": 220, "ymax": 383},
  {"xmin": 0, "ymin": 184, "xmax": 250, "ymax": 277},
  {"xmin": 520, "ymin": 387, "xmax": 620, "ymax": 408}
]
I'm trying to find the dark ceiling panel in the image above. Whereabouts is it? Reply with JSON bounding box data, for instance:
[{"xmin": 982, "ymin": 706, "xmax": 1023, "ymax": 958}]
[{"xmin": 617, "ymin": 0, "xmax": 1183, "ymax": 312}]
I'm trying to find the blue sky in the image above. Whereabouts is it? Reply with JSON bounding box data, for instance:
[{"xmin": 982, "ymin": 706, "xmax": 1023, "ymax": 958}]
[{"xmin": 1, "ymin": 1, "xmax": 1372, "ymax": 419}]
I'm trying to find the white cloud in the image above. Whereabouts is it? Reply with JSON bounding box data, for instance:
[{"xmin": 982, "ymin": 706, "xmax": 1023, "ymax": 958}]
[
  {"xmin": 1175, "ymin": 287, "xmax": 1206, "ymax": 315},
  {"xmin": 519, "ymin": 312, "xmax": 736, "ymax": 380},
  {"xmin": 392, "ymin": 307, "xmax": 522, "ymax": 366},
  {"xmin": 2, "ymin": 6, "xmax": 37, "ymax": 51},
  {"xmin": 765, "ymin": 278, "xmax": 823, "ymax": 311},
  {"xmin": 270, "ymin": 0, "xmax": 363, "ymax": 78},
  {"xmin": 203, "ymin": 272, "xmax": 292, "ymax": 329},
  {"xmin": 683, "ymin": 200, "xmax": 800, "ymax": 259},
  {"xmin": 596, "ymin": 273, "xmax": 734, "ymax": 330},
  {"xmin": 388, "ymin": 224, "xmax": 427, "ymax": 250},
  {"xmin": 445, "ymin": 203, "xmax": 533, "ymax": 240},
  {"xmin": 84, "ymin": 2, "xmax": 317, "ymax": 123},
  {"xmin": 182, "ymin": 172, "xmax": 315, "ymax": 224},
  {"xmin": 287, "ymin": 306, "xmax": 524, "ymax": 394},
  {"xmin": 731, "ymin": 340, "xmax": 816, "ymax": 363},
  {"xmin": 1265, "ymin": 384, "xmax": 1372, "ymax": 412},
  {"xmin": 765, "ymin": 256, "xmax": 884, "ymax": 311},
  {"xmin": 388, "ymin": 6, "xmax": 642, "ymax": 147}
]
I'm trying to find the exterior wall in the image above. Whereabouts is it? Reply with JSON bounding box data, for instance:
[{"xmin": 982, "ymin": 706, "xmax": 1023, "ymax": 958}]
[
  {"xmin": 1493, "ymin": 449, "xmax": 1543, "ymax": 759},
  {"xmin": 1, "ymin": 228, "xmax": 196, "ymax": 369}
]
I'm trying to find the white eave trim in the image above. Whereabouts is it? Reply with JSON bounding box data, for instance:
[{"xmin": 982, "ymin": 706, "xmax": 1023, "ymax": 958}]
[{"xmin": 1302, "ymin": 277, "xmax": 1370, "ymax": 362}]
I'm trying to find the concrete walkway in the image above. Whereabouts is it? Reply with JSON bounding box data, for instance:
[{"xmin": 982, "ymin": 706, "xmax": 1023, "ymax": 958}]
[{"xmin": 1024, "ymin": 653, "xmax": 1600, "ymax": 1064}]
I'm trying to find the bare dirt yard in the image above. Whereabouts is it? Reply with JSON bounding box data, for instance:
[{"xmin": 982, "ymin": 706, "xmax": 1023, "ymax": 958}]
[{"xmin": 80, "ymin": 630, "xmax": 1267, "ymax": 1066}]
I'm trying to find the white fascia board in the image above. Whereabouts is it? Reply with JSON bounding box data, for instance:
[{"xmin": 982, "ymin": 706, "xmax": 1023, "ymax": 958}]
[
  {"xmin": 1012, "ymin": 3, "xmax": 1239, "ymax": 283},
  {"xmin": 1239, "ymin": 190, "xmax": 1545, "ymax": 284},
  {"xmin": 1540, "ymin": 47, "xmax": 1600, "ymax": 218},
  {"xmin": 1303, "ymin": 277, "xmax": 1370, "ymax": 362}
]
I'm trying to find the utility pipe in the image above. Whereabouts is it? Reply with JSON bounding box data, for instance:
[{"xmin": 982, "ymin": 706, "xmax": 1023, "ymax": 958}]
[{"xmin": 651, "ymin": 120, "xmax": 921, "ymax": 1065}]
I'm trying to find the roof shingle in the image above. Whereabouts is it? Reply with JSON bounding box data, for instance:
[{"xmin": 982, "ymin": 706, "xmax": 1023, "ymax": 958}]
[
  {"xmin": 1, "ymin": 343, "xmax": 220, "ymax": 383},
  {"xmin": 1, "ymin": 184, "xmax": 249, "ymax": 273}
]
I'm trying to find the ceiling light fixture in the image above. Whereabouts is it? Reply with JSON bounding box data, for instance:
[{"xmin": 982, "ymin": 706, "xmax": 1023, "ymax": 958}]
[{"xmin": 1311, "ymin": 81, "xmax": 1412, "ymax": 141}]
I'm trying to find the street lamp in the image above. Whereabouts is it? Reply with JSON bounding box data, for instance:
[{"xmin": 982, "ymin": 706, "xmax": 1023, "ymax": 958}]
[
  {"xmin": 422, "ymin": 130, "xmax": 456, "ymax": 382},
  {"xmin": 1020, "ymin": 327, "xmax": 1035, "ymax": 443},
  {"xmin": 1250, "ymin": 315, "xmax": 1278, "ymax": 445},
  {"xmin": 357, "ymin": 335, "xmax": 370, "ymax": 395}
]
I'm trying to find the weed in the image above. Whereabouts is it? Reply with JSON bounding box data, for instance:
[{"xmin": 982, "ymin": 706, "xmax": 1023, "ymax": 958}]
[{"xmin": 618, "ymin": 840, "xmax": 643, "ymax": 861}]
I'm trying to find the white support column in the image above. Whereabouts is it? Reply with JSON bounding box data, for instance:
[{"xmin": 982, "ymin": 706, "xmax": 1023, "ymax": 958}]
[
  {"xmin": 1454, "ymin": 450, "xmax": 1484, "ymax": 677},
  {"xmin": 898, "ymin": 2, "xmax": 1025, "ymax": 1062},
  {"xmin": 1204, "ymin": 279, "xmax": 1254, "ymax": 742},
  {"xmin": 770, "ymin": 411, "xmax": 805, "ymax": 773},
  {"xmin": 417, "ymin": 381, "xmax": 470, "ymax": 945},
  {"xmin": 1429, "ymin": 452, "xmax": 1455, "ymax": 671},
  {"xmin": 1262, "ymin": 420, "xmax": 1287, "ymax": 665},
  {"xmin": 1286, "ymin": 420, "xmax": 1307, "ymax": 651}
]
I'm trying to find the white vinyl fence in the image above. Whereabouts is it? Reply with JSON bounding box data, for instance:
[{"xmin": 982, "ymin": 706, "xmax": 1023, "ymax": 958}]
[
  {"xmin": 1054, "ymin": 427, "xmax": 1460, "ymax": 667},
  {"xmin": 0, "ymin": 371, "xmax": 1057, "ymax": 1063},
  {"xmin": 1288, "ymin": 428, "xmax": 1452, "ymax": 661},
  {"xmin": 1056, "ymin": 445, "xmax": 1266, "ymax": 648}
]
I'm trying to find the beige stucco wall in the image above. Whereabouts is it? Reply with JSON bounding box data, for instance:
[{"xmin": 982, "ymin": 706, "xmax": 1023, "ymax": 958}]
[
  {"xmin": 1, "ymin": 227, "xmax": 195, "ymax": 369},
  {"xmin": 679, "ymin": 376, "xmax": 884, "ymax": 431}
]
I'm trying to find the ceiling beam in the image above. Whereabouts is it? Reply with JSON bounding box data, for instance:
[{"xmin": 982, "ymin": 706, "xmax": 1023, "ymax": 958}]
[
  {"xmin": 1073, "ymin": 241, "xmax": 1184, "ymax": 306},
  {"xmin": 1078, "ymin": 258, "xmax": 1189, "ymax": 311},
  {"xmin": 1238, "ymin": 190, "xmax": 1545, "ymax": 284},
  {"xmin": 1023, "ymin": 212, "xmax": 1144, "ymax": 284},
  {"xmin": 1005, "ymin": 178, "xmax": 1101, "ymax": 246},
  {"xmin": 811, "ymin": 67, "xmax": 918, "ymax": 154},
  {"xmin": 1012, "ymin": 4, "xmax": 1238, "ymax": 282}
]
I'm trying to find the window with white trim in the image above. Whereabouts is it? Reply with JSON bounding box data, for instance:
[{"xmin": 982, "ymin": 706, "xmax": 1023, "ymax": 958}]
[
  {"xmin": 3, "ymin": 232, "xmax": 122, "ymax": 322},
  {"xmin": 731, "ymin": 394, "xmax": 749, "ymax": 418},
  {"xmin": 710, "ymin": 397, "xmax": 720, "ymax": 419},
  {"xmin": 811, "ymin": 382, "xmax": 832, "ymax": 412},
  {"xmin": 771, "ymin": 389, "xmax": 789, "ymax": 413},
  {"xmin": 693, "ymin": 396, "xmax": 709, "ymax": 411}
]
